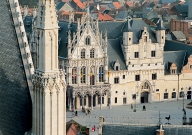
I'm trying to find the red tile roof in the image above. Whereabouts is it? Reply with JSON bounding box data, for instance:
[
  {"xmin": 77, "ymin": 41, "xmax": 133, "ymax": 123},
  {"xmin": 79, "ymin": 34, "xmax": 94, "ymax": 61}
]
[
  {"xmin": 113, "ymin": 2, "xmax": 121, "ymax": 9},
  {"xmin": 98, "ymin": 13, "xmax": 114, "ymax": 21},
  {"xmin": 73, "ymin": 0, "xmax": 85, "ymax": 9},
  {"xmin": 126, "ymin": 1, "xmax": 135, "ymax": 7},
  {"xmin": 67, "ymin": 123, "xmax": 80, "ymax": 135}
]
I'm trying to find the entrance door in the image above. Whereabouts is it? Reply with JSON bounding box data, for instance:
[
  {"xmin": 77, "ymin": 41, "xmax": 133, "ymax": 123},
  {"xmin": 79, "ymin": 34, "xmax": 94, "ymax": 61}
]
[
  {"xmin": 93, "ymin": 95, "xmax": 96, "ymax": 106},
  {"xmin": 88, "ymin": 95, "xmax": 91, "ymax": 107},
  {"xmin": 123, "ymin": 98, "xmax": 126, "ymax": 104},
  {"xmin": 141, "ymin": 92, "xmax": 149, "ymax": 103}
]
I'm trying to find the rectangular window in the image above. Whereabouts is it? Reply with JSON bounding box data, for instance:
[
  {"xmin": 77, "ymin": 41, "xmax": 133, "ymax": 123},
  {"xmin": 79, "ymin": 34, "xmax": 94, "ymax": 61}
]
[
  {"xmin": 190, "ymin": 65, "xmax": 192, "ymax": 69},
  {"xmin": 152, "ymin": 73, "xmax": 157, "ymax": 80},
  {"xmin": 115, "ymin": 97, "xmax": 117, "ymax": 103},
  {"xmin": 172, "ymin": 92, "xmax": 176, "ymax": 98},
  {"xmin": 123, "ymin": 75, "xmax": 125, "ymax": 79},
  {"xmin": 99, "ymin": 66, "xmax": 104, "ymax": 82},
  {"xmin": 156, "ymin": 89, "xmax": 159, "ymax": 92},
  {"xmin": 134, "ymin": 52, "xmax": 139, "ymax": 58},
  {"xmin": 151, "ymin": 51, "xmax": 156, "ymax": 57},
  {"xmin": 164, "ymin": 93, "xmax": 168, "ymax": 99},
  {"xmin": 114, "ymin": 77, "xmax": 119, "ymax": 84},
  {"xmin": 135, "ymin": 75, "xmax": 140, "ymax": 81}
]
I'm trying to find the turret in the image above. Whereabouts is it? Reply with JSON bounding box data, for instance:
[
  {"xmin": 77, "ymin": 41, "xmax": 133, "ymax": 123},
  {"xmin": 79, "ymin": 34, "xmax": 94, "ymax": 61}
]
[
  {"xmin": 122, "ymin": 17, "xmax": 133, "ymax": 66},
  {"xmin": 155, "ymin": 19, "xmax": 165, "ymax": 44}
]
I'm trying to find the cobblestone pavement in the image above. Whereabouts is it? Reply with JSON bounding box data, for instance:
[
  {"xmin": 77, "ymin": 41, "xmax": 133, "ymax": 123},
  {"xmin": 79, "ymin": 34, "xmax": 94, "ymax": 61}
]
[{"xmin": 66, "ymin": 100, "xmax": 192, "ymax": 134}]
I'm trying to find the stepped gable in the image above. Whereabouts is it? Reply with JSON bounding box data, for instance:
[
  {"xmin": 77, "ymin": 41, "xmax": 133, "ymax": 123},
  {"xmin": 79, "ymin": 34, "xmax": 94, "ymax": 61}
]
[{"xmin": 0, "ymin": 0, "xmax": 32, "ymax": 135}]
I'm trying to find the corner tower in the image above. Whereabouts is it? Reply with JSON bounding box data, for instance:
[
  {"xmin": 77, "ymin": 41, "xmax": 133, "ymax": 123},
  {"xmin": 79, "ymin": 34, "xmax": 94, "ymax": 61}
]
[{"xmin": 32, "ymin": 0, "xmax": 66, "ymax": 134}]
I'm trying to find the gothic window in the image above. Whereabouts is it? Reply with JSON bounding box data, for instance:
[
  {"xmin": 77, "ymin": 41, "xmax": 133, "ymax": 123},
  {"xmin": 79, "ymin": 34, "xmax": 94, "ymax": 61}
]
[
  {"xmin": 151, "ymin": 51, "xmax": 156, "ymax": 57},
  {"xmin": 72, "ymin": 67, "xmax": 77, "ymax": 84},
  {"xmin": 81, "ymin": 49, "xmax": 85, "ymax": 59},
  {"xmin": 81, "ymin": 67, "xmax": 86, "ymax": 83},
  {"xmin": 99, "ymin": 66, "xmax": 104, "ymax": 82},
  {"xmin": 90, "ymin": 49, "xmax": 94, "ymax": 58},
  {"xmin": 134, "ymin": 52, "xmax": 139, "ymax": 58},
  {"xmin": 85, "ymin": 36, "xmax": 91, "ymax": 45},
  {"xmin": 172, "ymin": 92, "xmax": 176, "ymax": 98},
  {"xmin": 90, "ymin": 66, "xmax": 95, "ymax": 85}
]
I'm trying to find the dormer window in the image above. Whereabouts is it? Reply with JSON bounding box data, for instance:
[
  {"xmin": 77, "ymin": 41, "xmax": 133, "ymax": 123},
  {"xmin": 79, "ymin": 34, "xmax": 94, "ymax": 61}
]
[
  {"xmin": 170, "ymin": 63, "xmax": 177, "ymax": 74},
  {"xmin": 85, "ymin": 36, "xmax": 90, "ymax": 45},
  {"xmin": 171, "ymin": 69, "xmax": 177, "ymax": 74}
]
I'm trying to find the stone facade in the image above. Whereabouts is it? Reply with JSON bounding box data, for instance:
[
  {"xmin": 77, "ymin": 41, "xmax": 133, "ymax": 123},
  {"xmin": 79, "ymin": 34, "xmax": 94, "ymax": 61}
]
[{"xmin": 29, "ymin": 5, "xmax": 192, "ymax": 112}]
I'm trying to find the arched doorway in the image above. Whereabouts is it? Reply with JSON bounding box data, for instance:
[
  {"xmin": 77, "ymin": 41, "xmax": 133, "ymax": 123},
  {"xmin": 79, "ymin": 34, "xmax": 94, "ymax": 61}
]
[
  {"xmin": 140, "ymin": 81, "xmax": 152, "ymax": 103},
  {"xmin": 141, "ymin": 92, "xmax": 149, "ymax": 103}
]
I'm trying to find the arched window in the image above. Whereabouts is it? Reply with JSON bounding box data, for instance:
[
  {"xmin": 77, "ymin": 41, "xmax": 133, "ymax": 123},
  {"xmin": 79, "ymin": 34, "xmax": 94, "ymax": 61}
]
[
  {"xmin": 81, "ymin": 67, "xmax": 86, "ymax": 83},
  {"xmin": 90, "ymin": 49, "xmax": 94, "ymax": 58},
  {"xmin": 90, "ymin": 66, "xmax": 95, "ymax": 85},
  {"xmin": 85, "ymin": 36, "xmax": 91, "ymax": 45},
  {"xmin": 81, "ymin": 49, "xmax": 85, "ymax": 59},
  {"xmin": 99, "ymin": 66, "xmax": 104, "ymax": 82},
  {"xmin": 72, "ymin": 67, "xmax": 77, "ymax": 84}
]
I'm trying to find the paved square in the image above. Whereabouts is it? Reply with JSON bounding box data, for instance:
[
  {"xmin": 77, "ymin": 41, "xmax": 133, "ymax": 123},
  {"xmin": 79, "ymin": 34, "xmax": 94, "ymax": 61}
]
[{"xmin": 67, "ymin": 100, "xmax": 192, "ymax": 134}]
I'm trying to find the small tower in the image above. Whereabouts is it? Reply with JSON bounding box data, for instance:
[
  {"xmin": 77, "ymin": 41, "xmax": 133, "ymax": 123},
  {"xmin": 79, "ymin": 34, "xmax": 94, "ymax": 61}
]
[
  {"xmin": 32, "ymin": 0, "xmax": 66, "ymax": 135},
  {"xmin": 155, "ymin": 19, "xmax": 165, "ymax": 45},
  {"xmin": 122, "ymin": 17, "xmax": 133, "ymax": 66}
]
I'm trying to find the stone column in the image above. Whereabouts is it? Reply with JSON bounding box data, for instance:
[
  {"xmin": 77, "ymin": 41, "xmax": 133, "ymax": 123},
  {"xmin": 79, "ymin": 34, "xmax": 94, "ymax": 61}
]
[
  {"xmin": 100, "ymin": 95, "xmax": 102, "ymax": 109},
  {"xmin": 73, "ymin": 96, "xmax": 75, "ymax": 109},
  {"xmin": 91, "ymin": 95, "xmax": 93, "ymax": 110},
  {"xmin": 82, "ymin": 96, "xmax": 84, "ymax": 108}
]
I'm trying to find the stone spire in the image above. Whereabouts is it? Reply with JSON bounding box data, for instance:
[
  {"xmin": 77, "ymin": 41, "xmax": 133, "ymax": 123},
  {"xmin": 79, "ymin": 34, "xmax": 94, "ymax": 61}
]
[
  {"xmin": 36, "ymin": 0, "xmax": 58, "ymax": 29},
  {"xmin": 32, "ymin": 0, "xmax": 66, "ymax": 135},
  {"xmin": 156, "ymin": 18, "xmax": 165, "ymax": 30}
]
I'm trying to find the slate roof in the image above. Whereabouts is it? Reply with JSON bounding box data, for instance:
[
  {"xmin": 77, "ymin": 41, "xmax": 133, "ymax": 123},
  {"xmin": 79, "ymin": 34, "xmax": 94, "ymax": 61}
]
[
  {"xmin": 161, "ymin": 0, "xmax": 176, "ymax": 4},
  {"xmin": 164, "ymin": 40, "xmax": 192, "ymax": 66},
  {"xmin": 175, "ymin": 5, "xmax": 188, "ymax": 13},
  {"xmin": 108, "ymin": 39, "xmax": 126, "ymax": 70},
  {"xmin": 58, "ymin": 18, "xmax": 159, "ymax": 72},
  {"xmin": 115, "ymin": 11, "xmax": 129, "ymax": 20},
  {"xmin": 0, "ymin": 0, "xmax": 32, "ymax": 135},
  {"xmin": 102, "ymin": 123, "xmax": 192, "ymax": 135},
  {"xmin": 164, "ymin": 51, "xmax": 186, "ymax": 74},
  {"xmin": 56, "ymin": 2, "xmax": 66, "ymax": 11}
]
